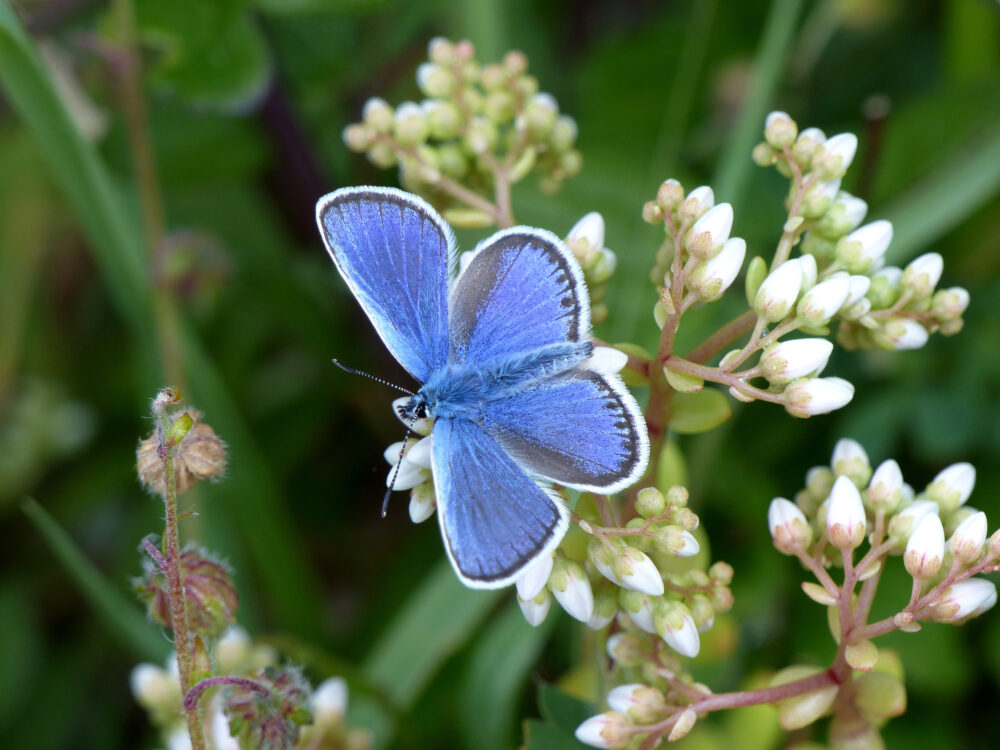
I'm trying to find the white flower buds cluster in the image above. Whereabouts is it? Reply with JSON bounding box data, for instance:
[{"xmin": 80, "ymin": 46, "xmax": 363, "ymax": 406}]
[
  {"xmin": 643, "ymin": 181, "xmax": 747, "ymax": 304},
  {"xmin": 515, "ymin": 486, "xmax": 730, "ymax": 639},
  {"xmin": 775, "ymin": 440, "xmax": 999, "ymax": 636},
  {"xmin": 343, "ymin": 38, "xmax": 581, "ymax": 214}
]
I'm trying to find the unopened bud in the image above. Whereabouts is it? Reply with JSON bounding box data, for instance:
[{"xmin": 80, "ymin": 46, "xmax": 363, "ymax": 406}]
[
  {"xmin": 137, "ymin": 410, "xmax": 227, "ymax": 495},
  {"xmin": 222, "ymin": 666, "xmax": 313, "ymax": 749}
]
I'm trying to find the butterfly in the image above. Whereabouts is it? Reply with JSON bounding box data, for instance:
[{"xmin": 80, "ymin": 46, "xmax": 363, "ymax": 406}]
[{"xmin": 316, "ymin": 186, "xmax": 649, "ymax": 588}]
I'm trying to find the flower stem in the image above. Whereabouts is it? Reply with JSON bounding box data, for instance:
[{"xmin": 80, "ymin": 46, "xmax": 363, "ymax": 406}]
[
  {"xmin": 160, "ymin": 417, "xmax": 205, "ymax": 750},
  {"xmin": 185, "ymin": 676, "xmax": 270, "ymax": 713}
]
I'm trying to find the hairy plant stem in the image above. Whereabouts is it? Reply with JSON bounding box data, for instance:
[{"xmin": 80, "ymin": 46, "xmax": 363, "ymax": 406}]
[
  {"xmin": 160, "ymin": 416, "xmax": 205, "ymax": 750},
  {"xmin": 184, "ymin": 675, "xmax": 270, "ymax": 713}
]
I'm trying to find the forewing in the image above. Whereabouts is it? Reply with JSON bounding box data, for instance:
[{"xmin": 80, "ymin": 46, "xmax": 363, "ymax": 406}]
[
  {"xmin": 480, "ymin": 369, "xmax": 649, "ymax": 493},
  {"xmin": 432, "ymin": 417, "xmax": 568, "ymax": 588},
  {"xmin": 449, "ymin": 227, "xmax": 588, "ymax": 364},
  {"xmin": 316, "ymin": 187, "xmax": 453, "ymax": 381}
]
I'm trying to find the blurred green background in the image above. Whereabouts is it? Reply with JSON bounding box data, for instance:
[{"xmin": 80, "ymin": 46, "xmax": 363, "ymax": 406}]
[{"xmin": 2, "ymin": 0, "xmax": 1000, "ymax": 747}]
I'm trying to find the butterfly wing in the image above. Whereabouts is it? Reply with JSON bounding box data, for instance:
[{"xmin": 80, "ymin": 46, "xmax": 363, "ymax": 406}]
[
  {"xmin": 481, "ymin": 368, "xmax": 649, "ymax": 493},
  {"xmin": 316, "ymin": 187, "xmax": 454, "ymax": 381},
  {"xmin": 449, "ymin": 227, "xmax": 588, "ymax": 364},
  {"xmin": 432, "ymin": 416, "xmax": 567, "ymax": 588}
]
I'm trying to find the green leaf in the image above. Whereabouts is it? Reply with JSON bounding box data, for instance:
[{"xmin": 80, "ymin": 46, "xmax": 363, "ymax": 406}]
[
  {"xmin": 21, "ymin": 498, "xmax": 169, "ymax": 662},
  {"xmin": 0, "ymin": 2, "xmax": 148, "ymax": 328},
  {"xmin": 363, "ymin": 560, "xmax": 502, "ymax": 709},
  {"xmin": 134, "ymin": 0, "xmax": 271, "ymax": 112},
  {"xmin": 670, "ymin": 389, "xmax": 733, "ymax": 434},
  {"xmin": 712, "ymin": 0, "xmax": 805, "ymax": 209},
  {"xmin": 538, "ymin": 683, "xmax": 594, "ymax": 733},
  {"xmin": 664, "ymin": 364, "xmax": 704, "ymax": 393},
  {"xmin": 458, "ymin": 603, "xmax": 556, "ymax": 750},
  {"xmin": 656, "ymin": 438, "xmax": 688, "ymax": 493},
  {"xmin": 883, "ymin": 117, "xmax": 1000, "ymax": 263},
  {"xmin": 524, "ymin": 718, "xmax": 588, "ymax": 750}
]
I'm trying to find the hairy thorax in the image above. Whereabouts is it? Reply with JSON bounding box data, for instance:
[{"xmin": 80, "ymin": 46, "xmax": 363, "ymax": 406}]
[{"xmin": 402, "ymin": 341, "xmax": 593, "ymax": 423}]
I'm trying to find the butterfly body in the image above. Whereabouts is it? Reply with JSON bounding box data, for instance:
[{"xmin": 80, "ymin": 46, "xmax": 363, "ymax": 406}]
[{"xmin": 317, "ymin": 186, "xmax": 648, "ymax": 588}]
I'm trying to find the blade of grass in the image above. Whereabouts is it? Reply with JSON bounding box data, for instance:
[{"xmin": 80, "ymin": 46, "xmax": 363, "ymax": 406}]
[
  {"xmin": 0, "ymin": 2, "xmax": 148, "ymax": 329},
  {"xmin": 0, "ymin": 1, "xmax": 325, "ymax": 635},
  {"xmin": 712, "ymin": 0, "xmax": 804, "ymax": 209},
  {"xmin": 21, "ymin": 497, "xmax": 170, "ymax": 662},
  {"xmin": 882, "ymin": 117, "xmax": 1000, "ymax": 262},
  {"xmin": 363, "ymin": 559, "xmax": 502, "ymax": 709},
  {"xmin": 458, "ymin": 601, "xmax": 557, "ymax": 750}
]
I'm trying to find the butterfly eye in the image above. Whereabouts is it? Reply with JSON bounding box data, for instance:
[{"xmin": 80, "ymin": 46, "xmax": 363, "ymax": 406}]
[{"xmin": 414, "ymin": 402, "xmax": 429, "ymax": 420}]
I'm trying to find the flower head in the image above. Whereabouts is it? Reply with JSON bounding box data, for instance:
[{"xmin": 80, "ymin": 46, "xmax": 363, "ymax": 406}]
[{"xmin": 784, "ymin": 377, "xmax": 854, "ymax": 417}]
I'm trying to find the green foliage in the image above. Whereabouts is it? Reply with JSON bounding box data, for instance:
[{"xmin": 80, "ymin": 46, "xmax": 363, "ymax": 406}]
[{"xmin": 2, "ymin": 0, "xmax": 1000, "ymax": 748}]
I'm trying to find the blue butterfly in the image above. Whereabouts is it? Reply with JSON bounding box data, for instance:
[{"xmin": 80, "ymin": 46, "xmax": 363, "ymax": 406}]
[{"xmin": 316, "ymin": 187, "xmax": 649, "ymax": 588}]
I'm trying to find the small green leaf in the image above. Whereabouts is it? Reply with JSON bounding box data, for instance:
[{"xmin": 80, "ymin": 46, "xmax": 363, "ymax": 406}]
[
  {"xmin": 656, "ymin": 439, "xmax": 688, "ymax": 494},
  {"xmin": 363, "ymin": 560, "xmax": 502, "ymax": 709},
  {"xmin": 524, "ymin": 718, "xmax": 588, "ymax": 750},
  {"xmin": 458, "ymin": 603, "xmax": 556, "ymax": 750},
  {"xmin": 745, "ymin": 255, "xmax": 768, "ymax": 305},
  {"xmin": 21, "ymin": 498, "xmax": 169, "ymax": 661},
  {"xmin": 664, "ymin": 364, "xmax": 704, "ymax": 393},
  {"xmin": 670, "ymin": 389, "xmax": 733, "ymax": 434},
  {"xmin": 538, "ymin": 683, "xmax": 594, "ymax": 733}
]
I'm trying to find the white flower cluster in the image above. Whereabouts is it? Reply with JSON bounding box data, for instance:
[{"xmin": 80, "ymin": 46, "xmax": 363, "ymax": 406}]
[{"xmin": 769, "ymin": 438, "xmax": 998, "ymax": 623}]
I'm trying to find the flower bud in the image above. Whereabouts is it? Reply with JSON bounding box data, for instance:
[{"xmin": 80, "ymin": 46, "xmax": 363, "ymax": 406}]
[
  {"xmin": 771, "ymin": 665, "xmax": 838, "ymax": 730},
  {"xmin": 574, "ymin": 711, "xmax": 631, "ymax": 749},
  {"xmin": 831, "ymin": 438, "xmax": 871, "ymax": 486},
  {"xmin": 416, "ymin": 63, "xmax": 455, "ymax": 98},
  {"xmin": 836, "ymin": 220, "xmax": 893, "ymax": 273},
  {"xmin": 792, "ymin": 127, "xmax": 826, "ymax": 164},
  {"xmin": 754, "ymin": 258, "xmax": 805, "ymax": 321},
  {"xmin": 550, "ymin": 115, "xmax": 578, "ymax": 152},
  {"xmin": 813, "ymin": 132, "xmax": 858, "ymax": 179},
  {"xmin": 801, "ymin": 179, "xmax": 841, "ymax": 218},
  {"xmin": 550, "ymin": 557, "xmax": 594, "ymax": 623},
  {"xmin": 606, "ymin": 632, "xmax": 646, "ymax": 667},
  {"xmin": 931, "ymin": 287, "xmax": 970, "ymax": 321},
  {"xmin": 518, "ymin": 588, "xmax": 552, "ymax": 627},
  {"xmin": 652, "ymin": 524, "xmax": 700, "ymax": 557},
  {"xmin": 866, "ymin": 459, "xmax": 903, "ymax": 513},
  {"xmin": 669, "ymin": 707, "xmax": 698, "ymax": 742},
  {"xmin": 866, "ymin": 266, "xmax": 902, "ymax": 310},
  {"xmin": 516, "ymin": 553, "xmax": 553, "ymax": 601},
  {"xmin": 768, "ymin": 497, "xmax": 813, "ymax": 553},
  {"xmin": 311, "ymin": 677, "xmax": 348, "ymax": 724},
  {"xmin": 654, "ymin": 178, "xmax": 684, "ymax": 212},
  {"xmin": 611, "ymin": 546, "xmax": 664, "ymax": 597},
  {"xmin": 588, "ymin": 582, "xmax": 618, "ymax": 630},
  {"xmin": 901, "ymin": 252, "xmax": 943, "ymax": 298},
  {"xmin": 926, "ymin": 462, "xmax": 976, "ymax": 514},
  {"xmin": 932, "ymin": 578, "xmax": 997, "ymax": 622},
  {"xmin": 423, "ymin": 100, "xmax": 463, "ymax": 139},
  {"xmin": 392, "ymin": 102, "xmax": 428, "ymax": 147},
  {"xmin": 817, "ymin": 192, "xmax": 868, "ymax": 237},
  {"xmin": 131, "ymin": 662, "xmax": 178, "ymax": 715},
  {"xmin": 618, "ymin": 590, "xmax": 656, "ymax": 634},
  {"xmin": 519, "ymin": 93, "xmax": 558, "ymax": 139},
  {"xmin": 806, "ymin": 466, "xmax": 835, "ymax": 503},
  {"xmin": 607, "ymin": 683, "xmax": 668, "ymax": 723},
  {"xmin": 687, "ymin": 237, "xmax": 746, "ymax": 300},
  {"xmin": 361, "ymin": 97, "xmax": 393, "ymax": 133},
  {"xmin": 567, "ymin": 212, "xmax": 605, "ymax": 265},
  {"xmin": 427, "ymin": 37, "xmax": 457, "ymax": 65},
  {"xmin": 654, "ymin": 601, "xmax": 700, "ymax": 658},
  {"xmin": 464, "ymin": 115, "xmax": 497, "ymax": 154},
  {"xmin": 949, "ymin": 511, "xmax": 987, "ymax": 564},
  {"xmin": 137, "ymin": 411, "xmax": 227, "ymax": 496},
  {"xmin": 764, "ymin": 110, "xmax": 797, "ymax": 149},
  {"xmin": 342, "ymin": 123, "xmax": 372, "ymax": 153},
  {"xmin": 136, "ymin": 544, "xmax": 238, "ymax": 638},
  {"xmin": 685, "ymin": 203, "xmax": 734, "ymax": 259},
  {"xmin": 904, "ymin": 513, "xmax": 944, "ymax": 579},
  {"xmin": 760, "ymin": 338, "xmax": 833, "ymax": 386},
  {"xmin": 222, "ymin": 667, "xmax": 313, "ymax": 749},
  {"xmin": 678, "ymin": 185, "xmax": 714, "ymax": 221},
  {"xmin": 635, "ymin": 487, "xmax": 666, "ymax": 518},
  {"xmin": 797, "ymin": 275, "xmax": 850, "ymax": 325},
  {"xmin": 409, "ymin": 482, "xmax": 436, "ymax": 523},
  {"xmin": 784, "ymin": 377, "xmax": 854, "ymax": 417},
  {"xmin": 854, "ymin": 671, "xmax": 907, "ymax": 719},
  {"xmin": 826, "ymin": 475, "xmax": 867, "ymax": 549},
  {"xmin": 888, "ymin": 500, "xmax": 939, "ymax": 545}
]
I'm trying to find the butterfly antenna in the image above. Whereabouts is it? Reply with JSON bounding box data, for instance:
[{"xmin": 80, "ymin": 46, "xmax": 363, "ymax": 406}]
[
  {"xmin": 382, "ymin": 428, "xmax": 414, "ymax": 518},
  {"xmin": 331, "ymin": 358, "xmax": 414, "ymax": 396}
]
